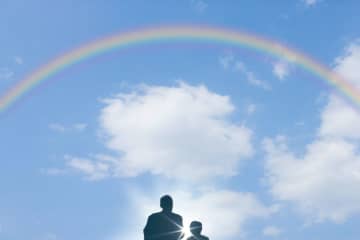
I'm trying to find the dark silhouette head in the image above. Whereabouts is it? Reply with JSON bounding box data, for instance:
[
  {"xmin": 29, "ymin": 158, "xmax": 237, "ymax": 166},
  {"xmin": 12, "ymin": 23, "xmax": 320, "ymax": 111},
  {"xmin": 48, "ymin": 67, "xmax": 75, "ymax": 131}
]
[
  {"xmin": 160, "ymin": 195, "xmax": 173, "ymax": 213},
  {"xmin": 190, "ymin": 221, "xmax": 202, "ymax": 236}
]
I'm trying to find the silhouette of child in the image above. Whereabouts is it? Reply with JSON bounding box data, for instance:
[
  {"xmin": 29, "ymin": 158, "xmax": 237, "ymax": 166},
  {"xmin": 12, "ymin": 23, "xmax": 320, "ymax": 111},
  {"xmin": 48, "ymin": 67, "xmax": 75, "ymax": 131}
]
[{"xmin": 187, "ymin": 221, "xmax": 209, "ymax": 240}]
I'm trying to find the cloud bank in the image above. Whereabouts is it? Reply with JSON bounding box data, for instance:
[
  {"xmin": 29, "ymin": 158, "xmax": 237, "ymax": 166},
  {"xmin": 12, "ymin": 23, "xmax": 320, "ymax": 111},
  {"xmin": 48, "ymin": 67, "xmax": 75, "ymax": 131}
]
[{"xmin": 263, "ymin": 40, "xmax": 360, "ymax": 223}]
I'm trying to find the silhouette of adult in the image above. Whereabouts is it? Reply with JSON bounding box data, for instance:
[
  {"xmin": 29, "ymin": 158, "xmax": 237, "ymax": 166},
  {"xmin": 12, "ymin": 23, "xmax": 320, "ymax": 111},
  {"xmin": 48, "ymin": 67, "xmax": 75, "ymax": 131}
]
[
  {"xmin": 187, "ymin": 221, "xmax": 209, "ymax": 240},
  {"xmin": 144, "ymin": 195, "xmax": 184, "ymax": 240}
]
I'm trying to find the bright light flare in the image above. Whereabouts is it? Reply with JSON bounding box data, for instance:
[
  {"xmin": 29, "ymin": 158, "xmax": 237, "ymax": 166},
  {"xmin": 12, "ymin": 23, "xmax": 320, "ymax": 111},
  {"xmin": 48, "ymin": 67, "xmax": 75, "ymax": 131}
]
[{"xmin": 182, "ymin": 224, "xmax": 192, "ymax": 239}]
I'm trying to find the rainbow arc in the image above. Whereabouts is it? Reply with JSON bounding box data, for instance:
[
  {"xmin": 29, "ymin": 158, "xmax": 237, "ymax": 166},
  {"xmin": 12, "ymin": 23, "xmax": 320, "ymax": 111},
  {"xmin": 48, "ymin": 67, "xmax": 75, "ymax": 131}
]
[{"xmin": 0, "ymin": 26, "xmax": 357, "ymax": 113}]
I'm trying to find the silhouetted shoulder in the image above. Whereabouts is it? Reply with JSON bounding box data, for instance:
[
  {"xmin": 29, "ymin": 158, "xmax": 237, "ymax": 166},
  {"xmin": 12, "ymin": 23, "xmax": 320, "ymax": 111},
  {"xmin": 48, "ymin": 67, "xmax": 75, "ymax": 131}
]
[
  {"xmin": 144, "ymin": 212, "xmax": 162, "ymax": 230},
  {"xmin": 187, "ymin": 235, "xmax": 209, "ymax": 240},
  {"xmin": 170, "ymin": 212, "xmax": 182, "ymax": 220},
  {"xmin": 148, "ymin": 212, "xmax": 162, "ymax": 218}
]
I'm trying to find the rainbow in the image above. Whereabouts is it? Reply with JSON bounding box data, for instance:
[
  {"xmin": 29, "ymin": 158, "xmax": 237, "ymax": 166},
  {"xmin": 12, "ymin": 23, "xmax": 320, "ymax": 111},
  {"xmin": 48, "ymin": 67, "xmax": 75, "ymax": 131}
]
[{"xmin": 0, "ymin": 25, "xmax": 357, "ymax": 113}]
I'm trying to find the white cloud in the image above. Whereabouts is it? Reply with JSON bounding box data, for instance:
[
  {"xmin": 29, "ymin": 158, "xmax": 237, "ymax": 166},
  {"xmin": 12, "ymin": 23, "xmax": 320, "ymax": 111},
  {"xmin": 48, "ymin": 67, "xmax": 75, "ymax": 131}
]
[
  {"xmin": 190, "ymin": 0, "xmax": 208, "ymax": 13},
  {"xmin": 272, "ymin": 61, "xmax": 290, "ymax": 80},
  {"xmin": 334, "ymin": 39, "xmax": 360, "ymax": 88},
  {"xmin": 263, "ymin": 136, "xmax": 360, "ymax": 223},
  {"xmin": 319, "ymin": 40, "xmax": 360, "ymax": 139},
  {"xmin": 246, "ymin": 104, "xmax": 256, "ymax": 115},
  {"xmin": 263, "ymin": 40, "xmax": 360, "ymax": 223},
  {"xmin": 98, "ymin": 82, "xmax": 253, "ymax": 182},
  {"xmin": 112, "ymin": 188, "xmax": 275, "ymax": 240},
  {"xmin": 0, "ymin": 68, "xmax": 14, "ymax": 80},
  {"xmin": 319, "ymin": 95, "xmax": 360, "ymax": 139},
  {"xmin": 49, "ymin": 123, "xmax": 66, "ymax": 132},
  {"xmin": 263, "ymin": 225, "xmax": 282, "ymax": 237},
  {"xmin": 302, "ymin": 0, "xmax": 320, "ymax": 6},
  {"xmin": 13, "ymin": 56, "xmax": 23, "ymax": 65}
]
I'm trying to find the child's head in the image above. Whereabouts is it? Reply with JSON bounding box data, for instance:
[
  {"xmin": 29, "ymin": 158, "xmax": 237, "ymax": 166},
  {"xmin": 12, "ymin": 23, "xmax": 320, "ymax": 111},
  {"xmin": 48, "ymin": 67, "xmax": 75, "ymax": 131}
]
[{"xmin": 190, "ymin": 221, "xmax": 202, "ymax": 236}]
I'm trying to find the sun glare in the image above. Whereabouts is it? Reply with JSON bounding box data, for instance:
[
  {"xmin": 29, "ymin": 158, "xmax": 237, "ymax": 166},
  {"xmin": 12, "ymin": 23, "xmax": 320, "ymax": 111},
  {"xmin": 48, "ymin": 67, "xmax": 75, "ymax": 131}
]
[{"xmin": 182, "ymin": 224, "xmax": 192, "ymax": 239}]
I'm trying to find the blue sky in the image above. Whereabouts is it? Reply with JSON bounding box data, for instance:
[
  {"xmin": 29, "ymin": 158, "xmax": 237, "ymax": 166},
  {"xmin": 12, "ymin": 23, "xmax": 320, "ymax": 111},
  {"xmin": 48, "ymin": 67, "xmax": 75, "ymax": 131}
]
[{"xmin": 1, "ymin": 1, "xmax": 360, "ymax": 240}]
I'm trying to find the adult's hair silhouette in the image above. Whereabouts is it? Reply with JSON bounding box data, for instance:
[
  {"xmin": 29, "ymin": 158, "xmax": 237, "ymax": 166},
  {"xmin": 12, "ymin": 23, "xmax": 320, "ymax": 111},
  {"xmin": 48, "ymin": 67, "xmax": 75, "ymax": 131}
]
[{"xmin": 160, "ymin": 195, "xmax": 173, "ymax": 212}]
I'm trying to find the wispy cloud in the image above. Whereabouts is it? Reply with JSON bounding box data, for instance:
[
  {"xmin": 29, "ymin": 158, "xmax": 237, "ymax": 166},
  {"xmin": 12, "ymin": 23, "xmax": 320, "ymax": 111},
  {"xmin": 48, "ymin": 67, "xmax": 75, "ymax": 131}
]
[
  {"xmin": 263, "ymin": 225, "xmax": 282, "ymax": 237},
  {"xmin": 218, "ymin": 52, "xmax": 234, "ymax": 69},
  {"xmin": 43, "ymin": 154, "xmax": 116, "ymax": 180},
  {"xmin": 41, "ymin": 168, "xmax": 68, "ymax": 176},
  {"xmin": 295, "ymin": 121, "xmax": 305, "ymax": 126},
  {"xmin": 49, "ymin": 123, "xmax": 66, "ymax": 133},
  {"xmin": 73, "ymin": 123, "xmax": 87, "ymax": 131},
  {"xmin": 190, "ymin": 0, "xmax": 208, "ymax": 13},
  {"xmin": 302, "ymin": 0, "xmax": 321, "ymax": 6},
  {"xmin": 13, "ymin": 56, "xmax": 23, "ymax": 65},
  {"xmin": 0, "ymin": 68, "xmax": 14, "ymax": 80},
  {"xmin": 244, "ymin": 70, "xmax": 271, "ymax": 90},
  {"xmin": 0, "ymin": 57, "xmax": 23, "ymax": 81},
  {"xmin": 234, "ymin": 61, "xmax": 271, "ymax": 90},
  {"xmin": 43, "ymin": 233, "xmax": 58, "ymax": 240},
  {"xmin": 65, "ymin": 155, "xmax": 110, "ymax": 181},
  {"xmin": 219, "ymin": 53, "xmax": 271, "ymax": 90},
  {"xmin": 49, "ymin": 123, "xmax": 87, "ymax": 133},
  {"xmin": 246, "ymin": 103, "xmax": 257, "ymax": 115}
]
